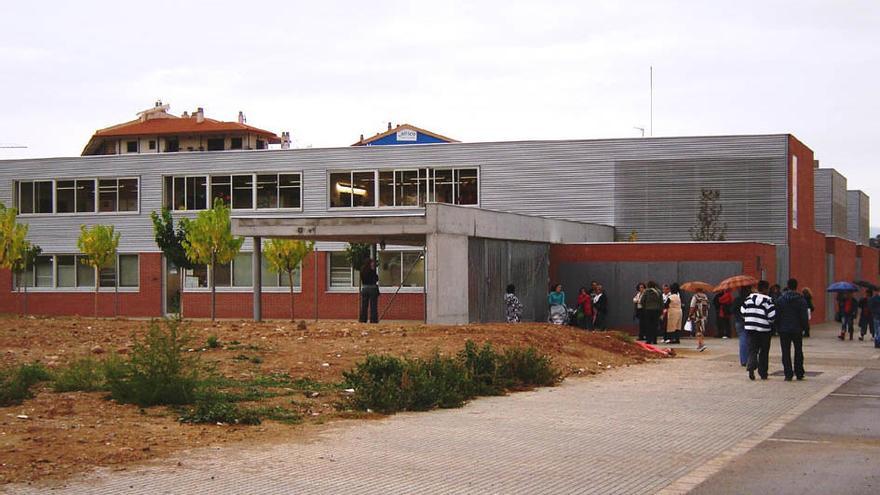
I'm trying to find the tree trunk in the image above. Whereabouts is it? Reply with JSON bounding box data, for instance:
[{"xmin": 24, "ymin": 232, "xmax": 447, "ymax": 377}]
[
  {"xmin": 289, "ymin": 269, "xmax": 295, "ymax": 322},
  {"xmin": 210, "ymin": 258, "xmax": 216, "ymax": 322},
  {"xmin": 23, "ymin": 280, "xmax": 28, "ymax": 316},
  {"xmin": 94, "ymin": 266, "xmax": 100, "ymax": 318},
  {"xmin": 179, "ymin": 268, "xmax": 185, "ymax": 317},
  {"xmin": 114, "ymin": 273, "xmax": 119, "ymax": 318}
]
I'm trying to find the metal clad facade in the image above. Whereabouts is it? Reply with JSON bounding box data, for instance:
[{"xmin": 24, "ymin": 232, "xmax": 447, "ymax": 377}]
[
  {"xmin": 847, "ymin": 190, "xmax": 869, "ymax": 245},
  {"xmin": 0, "ymin": 134, "xmax": 791, "ymax": 254},
  {"xmin": 467, "ymin": 238, "xmax": 548, "ymax": 323}
]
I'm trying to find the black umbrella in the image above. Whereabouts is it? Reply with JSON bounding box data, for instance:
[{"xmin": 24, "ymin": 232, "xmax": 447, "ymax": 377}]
[{"xmin": 854, "ymin": 280, "xmax": 879, "ymax": 291}]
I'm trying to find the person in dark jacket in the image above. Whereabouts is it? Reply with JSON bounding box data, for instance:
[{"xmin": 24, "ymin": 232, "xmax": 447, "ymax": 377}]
[
  {"xmin": 359, "ymin": 259, "xmax": 380, "ymax": 323},
  {"xmin": 858, "ymin": 288, "xmax": 875, "ymax": 341},
  {"xmin": 639, "ymin": 281, "xmax": 663, "ymax": 344},
  {"xmin": 775, "ymin": 278, "xmax": 808, "ymax": 381},
  {"xmin": 593, "ymin": 284, "xmax": 608, "ymax": 330},
  {"xmin": 869, "ymin": 292, "xmax": 880, "ymax": 349},
  {"xmin": 802, "ymin": 287, "xmax": 814, "ymax": 337},
  {"xmin": 838, "ymin": 292, "xmax": 858, "ymax": 340}
]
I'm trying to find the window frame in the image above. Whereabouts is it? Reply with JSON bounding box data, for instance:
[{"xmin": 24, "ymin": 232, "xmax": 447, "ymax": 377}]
[
  {"xmin": 181, "ymin": 252, "xmax": 302, "ymax": 293},
  {"xmin": 13, "ymin": 253, "xmax": 140, "ymax": 291},
  {"xmin": 165, "ymin": 173, "xmax": 303, "ymax": 212},
  {"xmin": 327, "ymin": 167, "xmax": 480, "ymax": 209},
  {"xmin": 327, "ymin": 249, "xmax": 425, "ymax": 293},
  {"xmin": 14, "ymin": 177, "xmax": 140, "ymax": 216}
]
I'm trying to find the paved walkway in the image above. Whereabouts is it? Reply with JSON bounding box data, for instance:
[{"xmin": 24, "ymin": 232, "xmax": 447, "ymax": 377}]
[{"xmin": 5, "ymin": 324, "xmax": 878, "ymax": 494}]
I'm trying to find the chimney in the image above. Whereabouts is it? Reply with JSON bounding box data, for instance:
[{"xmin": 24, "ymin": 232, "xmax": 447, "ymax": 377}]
[
  {"xmin": 387, "ymin": 122, "xmax": 392, "ymax": 130},
  {"xmin": 195, "ymin": 107, "xmax": 204, "ymax": 123},
  {"xmin": 181, "ymin": 111, "xmax": 190, "ymax": 118},
  {"xmin": 238, "ymin": 111, "xmax": 246, "ymax": 124},
  {"xmin": 359, "ymin": 134, "xmax": 364, "ymax": 143},
  {"xmin": 281, "ymin": 131, "xmax": 291, "ymax": 150}
]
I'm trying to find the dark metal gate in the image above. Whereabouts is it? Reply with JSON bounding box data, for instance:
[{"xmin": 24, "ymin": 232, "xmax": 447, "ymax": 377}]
[{"xmin": 468, "ymin": 238, "xmax": 549, "ymax": 323}]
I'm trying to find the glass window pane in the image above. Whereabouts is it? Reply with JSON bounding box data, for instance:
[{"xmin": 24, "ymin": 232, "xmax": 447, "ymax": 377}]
[
  {"xmin": 35, "ymin": 181, "xmax": 53, "ymax": 213},
  {"xmin": 378, "ymin": 251, "xmax": 402, "ymax": 287},
  {"xmin": 118, "ymin": 179, "xmax": 138, "ymax": 211},
  {"xmin": 418, "ymin": 169, "xmax": 431, "ymax": 206},
  {"xmin": 256, "ymin": 174, "xmax": 278, "ymax": 209},
  {"xmin": 232, "ymin": 175, "xmax": 253, "ymax": 209},
  {"xmin": 19, "ymin": 182, "xmax": 34, "ymax": 214},
  {"xmin": 174, "ymin": 177, "xmax": 186, "ymax": 210},
  {"xmin": 211, "ymin": 175, "xmax": 231, "ymax": 206},
  {"xmin": 434, "ymin": 169, "xmax": 454, "ymax": 203},
  {"xmin": 278, "ymin": 174, "xmax": 301, "ymax": 208},
  {"xmin": 76, "ymin": 180, "xmax": 96, "ymax": 213},
  {"xmin": 260, "ymin": 257, "xmax": 279, "ymax": 287},
  {"xmin": 56, "ymin": 180, "xmax": 75, "ymax": 213},
  {"xmin": 378, "ymin": 171, "xmax": 394, "ymax": 207},
  {"xmin": 185, "ymin": 265, "xmax": 208, "ymax": 288},
  {"xmin": 328, "ymin": 252, "xmax": 354, "ymax": 287},
  {"xmin": 19, "ymin": 266, "xmax": 34, "ymax": 288},
  {"xmin": 56, "ymin": 255, "xmax": 76, "ymax": 287},
  {"xmin": 282, "ymin": 267, "xmax": 301, "ymax": 287},
  {"xmin": 329, "ymin": 172, "xmax": 352, "ymax": 208},
  {"xmin": 456, "ymin": 168, "xmax": 478, "ymax": 205},
  {"xmin": 395, "ymin": 170, "xmax": 419, "ymax": 206},
  {"xmin": 77, "ymin": 257, "xmax": 95, "ymax": 288},
  {"xmin": 163, "ymin": 176, "xmax": 173, "ymax": 210},
  {"xmin": 99, "ymin": 266, "xmax": 116, "ymax": 287},
  {"xmin": 119, "ymin": 255, "xmax": 139, "ymax": 287},
  {"xmin": 401, "ymin": 252, "xmax": 425, "ymax": 287},
  {"xmin": 34, "ymin": 256, "xmax": 53, "ymax": 287},
  {"xmin": 352, "ymin": 171, "xmax": 375, "ymax": 207},
  {"xmin": 213, "ymin": 262, "xmax": 231, "ymax": 287},
  {"xmin": 232, "ymin": 253, "xmax": 253, "ymax": 287},
  {"xmin": 187, "ymin": 176, "xmax": 208, "ymax": 210},
  {"xmin": 98, "ymin": 179, "xmax": 117, "ymax": 212}
]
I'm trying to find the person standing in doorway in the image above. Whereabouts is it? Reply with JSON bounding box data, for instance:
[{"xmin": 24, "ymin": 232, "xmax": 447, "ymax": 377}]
[
  {"xmin": 633, "ymin": 282, "xmax": 646, "ymax": 340},
  {"xmin": 688, "ymin": 287, "xmax": 710, "ymax": 352},
  {"xmin": 802, "ymin": 287, "xmax": 815, "ymax": 338},
  {"xmin": 775, "ymin": 279, "xmax": 808, "ymax": 381},
  {"xmin": 733, "ymin": 286, "xmax": 751, "ymax": 366},
  {"xmin": 858, "ymin": 288, "xmax": 875, "ymax": 341},
  {"xmin": 640, "ymin": 281, "xmax": 663, "ymax": 344},
  {"xmin": 839, "ymin": 292, "xmax": 857, "ymax": 340},
  {"xmin": 359, "ymin": 259, "xmax": 380, "ymax": 323},
  {"xmin": 593, "ymin": 284, "xmax": 608, "ymax": 330},
  {"xmin": 664, "ymin": 283, "xmax": 683, "ymax": 344},
  {"xmin": 743, "ymin": 280, "xmax": 777, "ymax": 380},
  {"xmin": 505, "ymin": 284, "xmax": 523, "ymax": 323}
]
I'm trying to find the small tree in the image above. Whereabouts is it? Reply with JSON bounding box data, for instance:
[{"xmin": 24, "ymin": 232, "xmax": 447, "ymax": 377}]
[
  {"xmin": 151, "ymin": 208, "xmax": 194, "ymax": 315},
  {"xmin": 11, "ymin": 243, "xmax": 41, "ymax": 316},
  {"xmin": 263, "ymin": 239, "xmax": 315, "ymax": 321},
  {"xmin": 77, "ymin": 225, "xmax": 121, "ymax": 318},
  {"xmin": 183, "ymin": 198, "xmax": 244, "ymax": 321},
  {"xmin": 689, "ymin": 188, "xmax": 728, "ymax": 241},
  {"xmin": 0, "ymin": 203, "xmax": 28, "ymax": 268}
]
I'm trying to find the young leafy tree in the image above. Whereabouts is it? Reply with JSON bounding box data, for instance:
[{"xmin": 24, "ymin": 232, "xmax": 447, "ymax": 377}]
[
  {"xmin": 11, "ymin": 243, "xmax": 41, "ymax": 316},
  {"xmin": 0, "ymin": 203, "xmax": 27, "ymax": 269},
  {"xmin": 77, "ymin": 224, "xmax": 121, "ymax": 318},
  {"xmin": 151, "ymin": 208, "xmax": 194, "ymax": 314},
  {"xmin": 182, "ymin": 198, "xmax": 244, "ymax": 321},
  {"xmin": 263, "ymin": 239, "xmax": 315, "ymax": 321},
  {"xmin": 689, "ymin": 188, "xmax": 728, "ymax": 241}
]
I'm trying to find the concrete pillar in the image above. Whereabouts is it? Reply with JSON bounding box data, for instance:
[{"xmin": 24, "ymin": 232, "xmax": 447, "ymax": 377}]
[
  {"xmin": 253, "ymin": 236, "xmax": 262, "ymax": 322},
  {"xmin": 426, "ymin": 233, "xmax": 470, "ymax": 324}
]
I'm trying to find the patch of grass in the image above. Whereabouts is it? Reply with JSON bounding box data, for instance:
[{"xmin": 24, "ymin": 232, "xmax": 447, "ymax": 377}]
[
  {"xmin": 105, "ymin": 318, "xmax": 202, "ymax": 407},
  {"xmin": 611, "ymin": 331, "xmax": 635, "ymax": 344},
  {"xmin": 178, "ymin": 398, "xmax": 262, "ymax": 425},
  {"xmin": 248, "ymin": 406, "xmax": 302, "ymax": 424},
  {"xmin": 341, "ymin": 341, "xmax": 560, "ymax": 415},
  {"xmin": 0, "ymin": 363, "xmax": 52, "ymax": 406},
  {"xmin": 52, "ymin": 357, "xmax": 106, "ymax": 392},
  {"xmin": 206, "ymin": 335, "xmax": 220, "ymax": 349}
]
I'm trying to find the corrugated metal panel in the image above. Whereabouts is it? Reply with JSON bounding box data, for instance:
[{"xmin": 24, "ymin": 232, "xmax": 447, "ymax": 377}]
[
  {"xmin": 831, "ymin": 170, "xmax": 848, "ymax": 237},
  {"xmin": 847, "ymin": 190, "xmax": 870, "ymax": 245},
  {"xmin": 813, "ymin": 169, "xmax": 833, "ymax": 235},
  {"xmin": 0, "ymin": 134, "xmax": 790, "ymax": 253},
  {"xmin": 468, "ymin": 238, "xmax": 548, "ymax": 323}
]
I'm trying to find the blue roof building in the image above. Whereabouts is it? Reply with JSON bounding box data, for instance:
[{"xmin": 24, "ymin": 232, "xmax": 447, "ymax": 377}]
[{"xmin": 352, "ymin": 122, "xmax": 458, "ymax": 146}]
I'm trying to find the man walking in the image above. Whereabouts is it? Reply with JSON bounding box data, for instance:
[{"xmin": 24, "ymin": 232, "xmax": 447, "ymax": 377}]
[
  {"xmin": 742, "ymin": 280, "xmax": 776, "ymax": 380},
  {"xmin": 869, "ymin": 290, "xmax": 880, "ymax": 349},
  {"xmin": 775, "ymin": 279, "xmax": 808, "ymax": 381}
]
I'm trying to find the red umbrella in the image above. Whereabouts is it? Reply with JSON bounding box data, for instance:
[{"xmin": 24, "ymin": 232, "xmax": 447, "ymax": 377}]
[
  {"xmin": 681, "ymin": 281, "xmax": 715, "ymax": 293},
  {"xmin": 714, "ymin": 275, "xmax": 758, "ymax": 292}
]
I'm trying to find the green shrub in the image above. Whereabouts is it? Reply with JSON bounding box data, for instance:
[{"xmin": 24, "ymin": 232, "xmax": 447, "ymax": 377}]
[
  {"xmin": 408, "ymin": 353, "xmax": 470, "ymax": 410},
  {"xmin": 498, "ymin": 347, "xmax": 561, "ymax": 388},
  {"xmin": 52, "ymin": 357, "xmax": 106, "ymax": 392},
  {"xmin": 179, "ymin": 398, "xmax": 261, "ymax": 425},
  {"xmin": 1, "ymin": 363, "xmax": 52, "ymax": 406},
  {"xmin": 459, "ymin": 341, "xmax": 504, "ymax": 396},
  {"xmin": 105, "ymin": 318, "xmax": 201, "ymax": 407},
  {"xmin": 343, "ymin": 354, "xmax": 407, "ymax": 414},
  {"xmin": 206, "ymin": 335, "xmax": 220, "ymax": 349}
]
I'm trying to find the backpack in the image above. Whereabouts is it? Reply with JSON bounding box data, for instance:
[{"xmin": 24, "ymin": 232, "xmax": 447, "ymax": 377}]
[{"xmin": 643, "ymin": 288, "xmax": 663, "ymax": 311}]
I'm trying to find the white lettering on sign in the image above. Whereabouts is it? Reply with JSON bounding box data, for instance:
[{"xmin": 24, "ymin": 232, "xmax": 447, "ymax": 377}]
[{"xmin": 396, "ymin": 129, "xmax": 417, "ymax": 141}]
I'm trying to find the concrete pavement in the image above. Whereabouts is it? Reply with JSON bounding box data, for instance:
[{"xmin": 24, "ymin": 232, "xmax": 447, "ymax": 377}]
[{"xmin": 4, "ymin": 323, "xmax": 877, "ymax": 494}]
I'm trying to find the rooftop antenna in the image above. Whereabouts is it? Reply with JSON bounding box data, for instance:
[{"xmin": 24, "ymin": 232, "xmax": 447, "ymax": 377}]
[
  {"xmin": 633, "ymin": 126, "xmax": 645, "ymax": 137},
  {"xmin": 650, "ymin": 66, "xmax": 654, "ymax": 137}
]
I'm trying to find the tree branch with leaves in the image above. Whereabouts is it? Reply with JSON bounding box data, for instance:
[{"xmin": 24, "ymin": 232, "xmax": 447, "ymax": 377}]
[
  {"xmin": 264, "ymin": 239, "xmax": 314, "ymax": 321},
  {"xmin": 689, "ymin": 188, "xmax": 728, "ymax": 241},
  {"xmin": 77, "ymin": 224, "xmax": 121, "ymax": 318}
]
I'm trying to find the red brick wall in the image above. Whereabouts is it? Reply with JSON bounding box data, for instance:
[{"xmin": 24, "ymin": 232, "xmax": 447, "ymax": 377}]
[
  {"xmin": 550, "ymin": 242, "xmax": 778, "ymax": 283},
  {"xmin": 0, "ymin": 253, "xmax": 163, "ymax": 317},
  {"xmin": 858, "ymin": 245, "xmax": 880, "ymax": 286}
]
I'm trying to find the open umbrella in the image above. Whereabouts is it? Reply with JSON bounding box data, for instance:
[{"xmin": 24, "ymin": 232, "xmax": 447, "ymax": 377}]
[
  {"xmin": 714, "ymin": 275, "xmax": 758, "ymax": 292},
  {"xmin": 681, "ymin": 281, "xmax": 715, "ymax": 293},
  {"xmin": 854, "ymin": 280, "xmax": 879, "ymax": 291},
  {"xmin": 827, "ymin": 281, "xmax": 859, "ymax": 293}
]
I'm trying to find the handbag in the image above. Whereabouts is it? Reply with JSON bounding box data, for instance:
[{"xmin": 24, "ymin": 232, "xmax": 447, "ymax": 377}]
[{"xmin": 684, "ymin": 320, "xmax": 694, "ymax": 333}]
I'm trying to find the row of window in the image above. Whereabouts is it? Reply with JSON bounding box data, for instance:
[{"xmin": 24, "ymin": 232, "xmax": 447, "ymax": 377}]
[
  {"xmin": 163, "ymin": 173, "xmax": 302, "ymax": 211},
  {"xmin": 182, "ymin": 253, "xmax": 301, "ymax": 289},
  {"xmin": 16, "ymin": 254, "xmax": 139, "ymax": 288},
  {"xmin": 328, "ymin": 168, "xmax": 478, "ymax": 208},
  {"xmin": 122, "ymin": 137, "xmax": 266, "ymax": 153},
  {"xmin": 327, "ymin": 251, "xmax": 425, "ymax": 288},
  {"xmin": 15, "ymin": 178, "xmax": 138, "ymax": 214}
]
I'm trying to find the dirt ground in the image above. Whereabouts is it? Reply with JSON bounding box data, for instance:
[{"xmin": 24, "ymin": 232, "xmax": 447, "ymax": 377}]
[{"xmin": 0, "ymin": 316, "xmax": 662, "ymax": 485}]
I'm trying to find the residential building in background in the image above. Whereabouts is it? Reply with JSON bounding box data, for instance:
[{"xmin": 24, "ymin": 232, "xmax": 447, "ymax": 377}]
[{"xmin": 81, "ymin": 101, "xmax": 285, "ymax": 156}]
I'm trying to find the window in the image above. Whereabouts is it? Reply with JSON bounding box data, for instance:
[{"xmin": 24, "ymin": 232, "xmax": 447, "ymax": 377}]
[
  {"xmin": 98, "ymin": 178, "xmax": 138, "ymax": 213},
  {"xmin": 56, "ymin": 255, "xmax": 76, "ymax": 287},
  {"xmin": 77, "ymin": 259, "xmax": 95, "ymax": 288},
  {"xmin": 328, "ymin": 252, "xmax": 356, "ymax": 288},
  {"xmin": 16, "ymin": 180, "xmax": 53, "ymax": 214},
  {"xmin": 256, "ymin": 175, "xmax": 278, "ymax": 209},
  {"xmin": 185, "ymin": 265, "xmax": 208, "ymax": 288},
  {"xmin": 34, "ymin": 256, "xmax": 53, "ymax": 287},
  {"xmin": 118, "ymin": 255, "xmax": 139, "ymax": 287},
  {"xmin": 126, "ymin": 141, "xmax": 138, "ymax": 153},
  {"xmin": 232, "ymin": 175, "xmax": 253, "ymax": 209},
  {"xmin": 329, "ymin": 167, "xmax": 479, "ymax": 208},
  {"xmin": 232, "ymin": 253, "xmax": 253, "ymax": 287},
  {"xmin": 207, "ymin": 138, "xmax": 225, "ymax": 151},
  {"xmin": 278, "ymin": 174, "xmax": 301, "ymax": 208},
  {"xmin": 171, "ymin": 176, "xmax": 208, "ymax": 210},
  {"xmin": 165, "ymin": 138, "xmax": 179, "ymax": 152},
  {"xmin": 256, "ymin": 139, "xmax": 266, "ymax": 150},
  {"xmin": 148, "ymin": 140, "xmax": 156, "ymax": 150},
  {"xmin": 378, "ymin": 251, "xmax": 424, "ymax": 288},
  {"xmin": 260, "ymin": 256, "xmax": 301, "ymax": 288},
  {"xmin": 230, "ymin": 137, "xmax": 243, "ymax": 150},
  {"xmin": 56, "ymin": 179, "xmax": 95, "ymax": 213}
]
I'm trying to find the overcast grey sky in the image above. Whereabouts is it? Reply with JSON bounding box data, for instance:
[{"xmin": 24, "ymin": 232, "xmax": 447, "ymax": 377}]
[{"xmin": 1, "ymin": 1, "xmax": 878, "ymax": 232}]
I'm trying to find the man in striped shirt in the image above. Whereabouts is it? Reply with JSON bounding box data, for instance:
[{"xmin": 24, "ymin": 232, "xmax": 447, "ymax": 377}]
[{"xmin": 742, "ymin": 280, "xmax": 777, "ymax": 380}]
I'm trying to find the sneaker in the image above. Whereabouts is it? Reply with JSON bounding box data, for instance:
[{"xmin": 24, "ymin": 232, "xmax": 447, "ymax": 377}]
[
  {"xmin": 662, "ymin": 339, "xmax": 670, "ymax": 344},
  {"xmin": 859, "ymin": 336, "xmax": 864, "ymax": 341},
  {"xmin": 722, "ymin": 336, "xmax": 729, "ymax": 339},
  {"xmin": 698, "ymin": 346, "xmax": 707, "ymax": 352},
  {"xmin": 760, "ymin": 375, "xmax": 768, "ymax": 380},
  {"xmin": 748, "ymin": 370, "xmax": 755, "ymax": 380}
]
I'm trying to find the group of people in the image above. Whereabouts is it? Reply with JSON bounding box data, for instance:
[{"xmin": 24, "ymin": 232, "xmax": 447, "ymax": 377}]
[
  {"xmin": 505, "ymin": 282, "xmax": 610, "ymax": 328},
  {"xmin": 835, "ymin": 289, "xmax": 880, "ymax": 344},
  {"xmin": 630, "ymin": 282, "xmax": 701, "ymax": 349}
]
